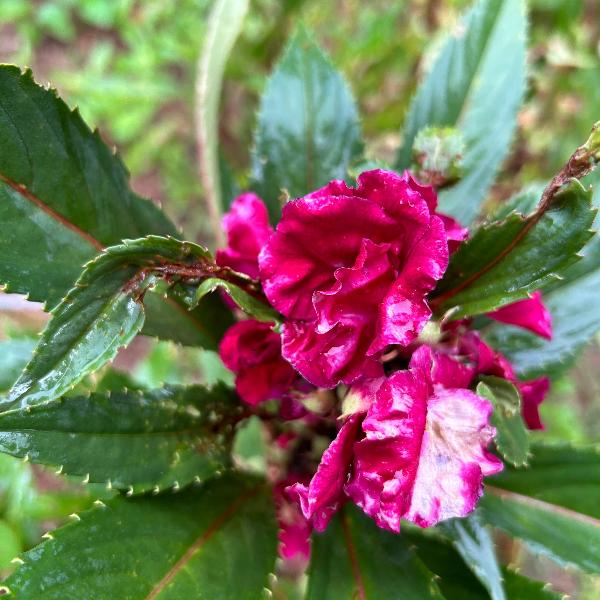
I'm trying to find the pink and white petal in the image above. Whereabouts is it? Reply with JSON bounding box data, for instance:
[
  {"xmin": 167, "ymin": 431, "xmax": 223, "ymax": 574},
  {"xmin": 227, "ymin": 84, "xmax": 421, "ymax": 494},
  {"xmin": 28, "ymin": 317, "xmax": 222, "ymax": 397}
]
[
  {"xmin": 438, "ymin": 214, "xmax": 469, "ymax": 253},
  {"xmin": 487, "ymin": 291, "xmax": 553, "ymax": 340},
  {"xmin": 404, "ymin": 387, "xmax": 503, "ymax": 527},
  {"xmin": 281, "ymin": 320, "xmax": 383, "ymax": 389},
  {"xmin": 286, "ymin": 414, "xmax": 362, "ymax": 531},
  {"xmin": 518, "ymin": 377, "xmax": 549, "ymax": 430},
  {"xmin": 345, "ymin": 370, "xmax": 429, "ymax": 532}
]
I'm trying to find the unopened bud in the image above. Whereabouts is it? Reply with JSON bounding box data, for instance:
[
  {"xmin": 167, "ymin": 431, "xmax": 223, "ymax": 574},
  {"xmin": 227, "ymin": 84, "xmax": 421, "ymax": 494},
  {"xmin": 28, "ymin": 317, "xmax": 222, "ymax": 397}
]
[{"xmin": 412, "ymin": 126, "xmax": 464, "ymax": 187}]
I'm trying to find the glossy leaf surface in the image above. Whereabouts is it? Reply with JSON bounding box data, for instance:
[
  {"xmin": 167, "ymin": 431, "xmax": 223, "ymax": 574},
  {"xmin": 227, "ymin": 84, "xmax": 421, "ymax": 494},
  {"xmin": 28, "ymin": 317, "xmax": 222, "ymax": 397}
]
[
  {"xmin": 306, "ymin": 505, "xmax": 443, "ymax": 599},
  {"xmin": 252, "ymin": 29, "xmax": 363, "ymax": 222},
  {"xmin": 488, "ymin": 442, "xmax": 600, "ymax": 519},
  {"xmin": 396, "ymin": 0, "xmax": 526, "ymax": 224},
  {"xmin": 3, "ymin": 476, "xmax": 277, "ymax": 599},
  {"xmin": 477, "ymin": 377, "xmax": 529, "ymax": 467},
  {"xmin": 0, "ymin": 384, "xmax": 240, "ymax": 494},
  {"xmin": 440, "ymin": 513, "xmax": 505, "ymax": 600},
  {"xmin": 191, "ymin": 278, "xmax": 279, "ymax": 323},
  {"xmin": 480, "ymin": 491, "xmax": 600, "ymax": 574},
  {"xmin": 4, "ymin": 237, "xmax": 212, "ymax": 409},
  {"xmin": 433, "ymin": 182, "xmax": 594, "ymax": 318}
]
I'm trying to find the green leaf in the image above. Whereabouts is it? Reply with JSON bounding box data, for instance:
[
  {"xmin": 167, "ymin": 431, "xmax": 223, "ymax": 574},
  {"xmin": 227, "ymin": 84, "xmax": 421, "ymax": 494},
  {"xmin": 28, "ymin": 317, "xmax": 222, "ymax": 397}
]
[
  {"xmin": 477, "ymin": 378, "xmax": 529, "ymax": 467},
  {"xmin": 396, "ymin": 0, "xmax": 526, "ymax": 224},
  {"xmin": 0, "ymin": 65, "xmax": 231, "ymax": 348},
  {"xmin": 485, "ymin": 173, "xmax": 600, "ymax": 379},
  {"xmin": 502, "ymin": 569, "xmax": 562, "ymax": 599},
  {"xmin": 4, "ymin": 236, "xmax": 213, "ymax": 409},
  {"xmin": 479, "ymin": 490, "xmax": 600, "ymax": 574},
  {"xmin": 252, "ymin": 29, "xmax": 363, "ymax": 222},
  {"xmin": 433, "ymin": 181, "xmax": 595, "ymax": 318},
  {"xmin": 488, "ymin": 442, "xmax": 600, "ymax": 520},
  {"xmin": 190, "ymin": 277, "xmax": 280, "ymax": 323},
  {"xmin": 306, "ymin": 505, "xmax": 444, "ymax": 599},
  {"xmin": 3, "ymin": 475, "xmax": 278, "ymax": 599},
  {"xmin": 0, "ymin": 340, "xmax": 35, "ymax": 393},
  {"xmin": 0, "ymin": 384, "xmax": 240, "ymax": 494},
  {"xmin": 440, "ymin": 513, "xmax": 505, "ymax": 600},
  {"xmin": 196, "ymin": 0, "xmax": 249, "ymax": 240},
  {"xmin": 0, "ymin": 65, "xmax": 177, "ymax": 309}
]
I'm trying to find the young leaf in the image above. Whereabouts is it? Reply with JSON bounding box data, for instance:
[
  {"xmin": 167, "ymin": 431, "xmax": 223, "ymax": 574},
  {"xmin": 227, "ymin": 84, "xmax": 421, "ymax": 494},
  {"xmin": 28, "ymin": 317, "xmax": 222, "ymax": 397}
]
[
  {"xmin": 477, "ymin": 377, "xmax": 529, "ymax": 467},
  {"xmin": 0, "ymin": 384, "xmax": 240, "ymax": 494},
  {"xmin": 432, "ymin": 181, "xmax": 594, "ymax": 318},
  {"xmin": 480, "ymin": 489, "xmax": 600, "ymax": 574},
  {"xmin": 396, "ymin": 0, "xmax": 526, "ymax": 224},
  {"xmin": 4, "ymin": 236, "xmax": 212, "ymax": 409},
  {"xmin": 190, "ymin": 277, "xmax": 280, "ymax": 323},
  {"xmin": 488, "ymin": 442, "xmax": 600, "ymax": 519},
  {"xmin": 440, "ymin": 513, "xmax": 506, "ymax": 600},
  {"xmin": 252, "ymin": 28, "xmax": 363, "ymax": 222},
  {"xmin": 3, "ymin": 475, "xmax": 277, "ymax": 599},
  {"xmin": 0, "ymin": 65, "xmax": 231, "ymax": 348},
  {"xmin": 306, "ymin": 505, "xmax": 444, "ymax": 599},
  {"xmin": 196, "ymin": 0, "xmax": 249, "ymax": 242}
]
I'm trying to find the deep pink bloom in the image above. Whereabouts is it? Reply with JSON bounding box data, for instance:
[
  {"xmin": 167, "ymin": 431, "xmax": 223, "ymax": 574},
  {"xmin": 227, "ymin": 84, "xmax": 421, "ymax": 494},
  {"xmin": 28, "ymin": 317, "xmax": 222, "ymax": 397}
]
[
  {"xmin": 219, "ymin": 320, "xmax": 296, "ymax": 406},
  {"xmin": 287, "ymin": 414, "xmax": 362, "ymax": 531},
  {"xmin": 487, "ymin": 291, "xmax": 553, "ymax": 340},
  {"xmin": 462, "ymin": 332, "xmax": 549, "ymax": 430},
  {"xmin": 346, "ymin": 346, "xmax": 502, "ymax": 531},
  {"xmin": 216, "ymin": 193, "xmax": 273, "ymax": 279},
  {"xmin": 275, "ymin": 477, "xmax": 311, "ymax": 562},
  {"xmin": 288, "ymin": 346, "xmax": 502, "ymax": 532},
  {"xmin": 259, "ymin": 170, "xmax": 452, "ymax": 388}
]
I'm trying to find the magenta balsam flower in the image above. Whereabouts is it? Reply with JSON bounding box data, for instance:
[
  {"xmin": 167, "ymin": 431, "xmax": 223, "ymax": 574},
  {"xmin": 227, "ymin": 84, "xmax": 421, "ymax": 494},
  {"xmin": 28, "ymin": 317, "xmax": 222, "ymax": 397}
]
[
  {"xmin": 219, "ymin": 320, "xmax": 296, "ymax": 406},
  {"xmin": 487, "ymin": 291, "xmax": 553, "ymax": 340},
  {"xmin": 216, "ymin": 192, "xmax": 273, "ymax": 279},
  {"xmin": 288, "ymin": 346, "xmax": 502, "ymax": 532},
  {"xmin": 259, "ymin": 169, "xmax": 451, "ymax": 388}
]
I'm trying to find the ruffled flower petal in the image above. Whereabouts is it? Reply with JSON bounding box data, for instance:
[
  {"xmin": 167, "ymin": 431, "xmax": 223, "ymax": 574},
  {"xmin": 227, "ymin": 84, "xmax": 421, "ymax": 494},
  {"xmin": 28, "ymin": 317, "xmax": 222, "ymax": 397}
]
[
  {"xmin": 216, "ymin": 193, "xmax": 273, "ymax": 279},
  {"xmin": 487, "ymin": 291, "xmax": 553, "ymax": 340},
  {"xmin": 286, "ymin": 414, "xmax": 362, "ymax": 531},
  {"xmin": 219, "ymin": 320, "xmax": 296, "ymax": 405},
  {"xmin": 345, "ymin": 346, "xmax": 502, "ymax": 531},
  {"xmin": 259, "ymin": 169, "xmax": 451, "ymax": 388},
  {"xmin": 518, "ymin": 377, "xmax": 549, "ymax": 430}
]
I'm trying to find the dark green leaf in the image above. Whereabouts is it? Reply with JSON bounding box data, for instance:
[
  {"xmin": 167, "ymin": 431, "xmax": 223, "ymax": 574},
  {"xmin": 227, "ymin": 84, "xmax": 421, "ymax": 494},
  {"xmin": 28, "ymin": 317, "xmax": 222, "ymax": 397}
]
[
  {"xmin": 477, "ymin": 378, "xmax": 529, "ymax": 466},
  {"xmin": 191, "ymin": 277, "xmax": 280, "ymax": 323},
  {"xmin": 306, "ymin": 505, "xmax": 443, "ymax": 599},
  {"xmin": 485, "ymin": 173, "xmax": 600, "ymax": 379},
  {"xmin": 488, "ymin": 442, "xmax": 600, "ymax": 519},
  {"xmin": 440, "ymin": 512, "xmax": 505, "ymax": 600},
  {"xmin": 4, "ymin": 236, "xmax": 212, "ymax": 409},
  {"xmin": 0, "ymin": 65, "xmax": 177, "ymax": 309},
  {"xmin": 501, "ymin": 569, "xmax": 562, "ymax": 599},
  {"xmin": 0, "ymin": 340, "xmax": 35, "ymax": 393},
  {"xmin": 252, "ymin": 29, "xmax": 363, "ymax": 222},
  {"xmin": 396, "ymin": 0, "xmax": 526, "ymax": 224},
  {"xmin": 0, "ymin": 65, "xmax": 231, "ymax": 348},
  {"xmin": 479, "ymin": 490, "xmax": 600, "ymax": 574},
  {"xmin": 0, "ymin": 384, "xmax": 240, "ymax": 494},
  {"xmin": 3, "ymin": 475, "xmax": 277, "ymax": 599},
  {"xmin": 433, "ymin": 181, "xmax": 594, "ymax": 318}
]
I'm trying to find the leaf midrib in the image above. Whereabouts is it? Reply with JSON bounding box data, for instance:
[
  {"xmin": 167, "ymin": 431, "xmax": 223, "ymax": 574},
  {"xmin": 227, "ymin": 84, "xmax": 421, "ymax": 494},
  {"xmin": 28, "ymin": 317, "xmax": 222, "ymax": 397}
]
[{"xmin": 145, "ymin": 485, "xmax": 262, "ymax": 600}]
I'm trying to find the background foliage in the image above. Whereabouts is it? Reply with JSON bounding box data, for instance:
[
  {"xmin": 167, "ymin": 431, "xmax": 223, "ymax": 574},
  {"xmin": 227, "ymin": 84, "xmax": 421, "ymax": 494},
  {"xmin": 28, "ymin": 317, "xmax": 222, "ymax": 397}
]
[{"xmin": 0, "ymin": 0, "xmax": 599, "ymax": 596}]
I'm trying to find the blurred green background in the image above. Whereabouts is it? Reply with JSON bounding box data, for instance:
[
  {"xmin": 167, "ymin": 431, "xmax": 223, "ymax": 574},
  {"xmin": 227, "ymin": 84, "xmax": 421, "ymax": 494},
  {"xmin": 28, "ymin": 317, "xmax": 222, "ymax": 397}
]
[{"xmin": 0, "ymin": 0, "xmax": 599, "ymax": 595}]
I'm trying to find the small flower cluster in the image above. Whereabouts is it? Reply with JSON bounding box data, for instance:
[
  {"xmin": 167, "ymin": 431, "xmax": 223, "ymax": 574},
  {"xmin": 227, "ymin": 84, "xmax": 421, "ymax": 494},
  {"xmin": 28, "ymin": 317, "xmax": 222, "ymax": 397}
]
[{"xmin": 216, "ymin": 170, "xmax": 551, "ymax": 560}]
